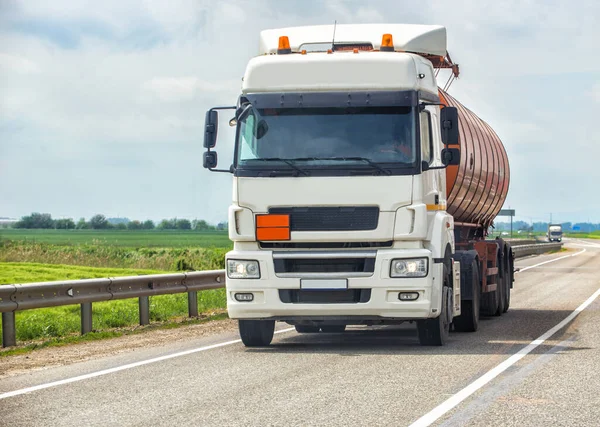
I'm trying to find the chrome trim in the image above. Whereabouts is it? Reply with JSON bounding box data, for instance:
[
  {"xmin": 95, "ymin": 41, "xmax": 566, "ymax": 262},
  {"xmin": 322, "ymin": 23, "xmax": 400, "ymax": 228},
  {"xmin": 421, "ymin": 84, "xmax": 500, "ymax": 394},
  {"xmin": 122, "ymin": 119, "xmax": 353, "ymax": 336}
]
[
  {"xmin": 272, "ymin": 251, "xmax": 377, "ymax": 259},
  {"xmin": 275, "ymin": 272, "xmax": 374, "ymax": 279}
]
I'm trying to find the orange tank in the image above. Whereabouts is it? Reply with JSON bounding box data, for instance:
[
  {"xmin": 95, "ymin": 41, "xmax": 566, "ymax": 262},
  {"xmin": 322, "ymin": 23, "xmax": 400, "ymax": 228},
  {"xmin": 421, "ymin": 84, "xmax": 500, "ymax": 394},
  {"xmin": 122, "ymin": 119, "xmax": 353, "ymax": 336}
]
[{"xmin": 440, "ymin": 89, "xmax": 510, "ymax": 229}]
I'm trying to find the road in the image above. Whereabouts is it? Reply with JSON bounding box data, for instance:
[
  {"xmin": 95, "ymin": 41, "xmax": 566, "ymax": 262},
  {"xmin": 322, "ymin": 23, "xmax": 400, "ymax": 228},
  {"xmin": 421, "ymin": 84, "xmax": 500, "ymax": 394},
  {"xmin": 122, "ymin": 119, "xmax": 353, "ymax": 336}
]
[{"xmin": 1, "ymin": 239, "xmax": 600, "ymax": 426}]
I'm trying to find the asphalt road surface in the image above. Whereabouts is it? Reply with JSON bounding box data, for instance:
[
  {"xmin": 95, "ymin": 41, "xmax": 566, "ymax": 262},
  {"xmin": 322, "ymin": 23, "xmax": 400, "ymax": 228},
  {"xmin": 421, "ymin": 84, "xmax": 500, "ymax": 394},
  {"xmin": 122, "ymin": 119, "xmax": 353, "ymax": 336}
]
[{"xmin": 1, "ymin": 239, "xmax": 600, "ymax": 427}]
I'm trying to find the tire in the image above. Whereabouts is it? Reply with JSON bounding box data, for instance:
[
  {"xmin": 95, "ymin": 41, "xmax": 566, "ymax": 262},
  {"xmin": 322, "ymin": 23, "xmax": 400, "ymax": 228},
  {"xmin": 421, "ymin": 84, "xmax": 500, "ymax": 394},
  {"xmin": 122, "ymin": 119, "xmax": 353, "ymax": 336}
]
[
  {"xmin": 238, "ymin": 320, "xmax": 275, "ymax": 347},
  {"xmin": 295, "ymin": 325, "xmax": 320, "ymax": 333},
  {"xmin": 453, "ymin": 259, "xmax": 480, "ymax": 332},
  {"xmin": 320, "ymin": 325, "xmax": 346, "ymax": 333},
  {"xmin": 418, "ymin": 266, "xmax": 451, "ymax": 346},
  {"xmin": 482, "ymin": 265, "xmax": 501, "ymax": 316}
]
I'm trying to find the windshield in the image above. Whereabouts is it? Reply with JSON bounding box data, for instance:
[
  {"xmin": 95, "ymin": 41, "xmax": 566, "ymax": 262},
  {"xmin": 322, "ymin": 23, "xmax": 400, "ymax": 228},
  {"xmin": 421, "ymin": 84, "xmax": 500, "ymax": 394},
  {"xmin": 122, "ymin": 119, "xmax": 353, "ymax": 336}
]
[{"xmin": 236, "ymin": 106, "xmax": 416, "ymax": 171}]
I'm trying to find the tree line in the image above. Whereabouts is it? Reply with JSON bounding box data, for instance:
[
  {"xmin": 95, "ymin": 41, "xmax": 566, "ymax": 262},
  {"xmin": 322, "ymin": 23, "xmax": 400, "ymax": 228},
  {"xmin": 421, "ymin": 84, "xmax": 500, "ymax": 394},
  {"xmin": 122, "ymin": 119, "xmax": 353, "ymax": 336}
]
[{"xmin": 13, "ymin": 213, "xmax": 227, "ymax": 231}]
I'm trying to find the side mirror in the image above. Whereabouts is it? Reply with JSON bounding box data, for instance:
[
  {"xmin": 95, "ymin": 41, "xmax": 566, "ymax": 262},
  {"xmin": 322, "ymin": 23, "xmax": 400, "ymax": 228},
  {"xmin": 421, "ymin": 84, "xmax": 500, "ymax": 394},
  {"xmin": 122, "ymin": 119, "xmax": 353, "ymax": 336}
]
[
  {"xmin": 440, "ymin": 107, "xmax": 459, "ymax": 146},
  {"xmin": 203, "ymin": 151, "xmax": 218, "ymax": 169},
  {"xmin": 204, "ymin": 110, "xmax": 218, "ymax": 148},
  {"xmin": 441, "ymin": 148, "xmax": 460, "ymax": 166}
]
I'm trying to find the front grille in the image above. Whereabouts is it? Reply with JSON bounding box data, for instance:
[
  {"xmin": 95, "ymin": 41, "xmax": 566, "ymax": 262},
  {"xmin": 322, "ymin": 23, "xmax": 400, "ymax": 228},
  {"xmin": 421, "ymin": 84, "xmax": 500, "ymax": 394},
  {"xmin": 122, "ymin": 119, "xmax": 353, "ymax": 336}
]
[
  {"xmin": 274, "ymin": 258, "xmax": 375, "ymax": 274},
  {"xmin": 261, "ymin": 241, "xmax": 393, "ymax": 249},
  {"xmin": 279, "ymin": 289, "xmax": 371, "ymax": 304},
  {"xmin": 269, "ymin": 206, "xmax": 379, "ymax": 231}
]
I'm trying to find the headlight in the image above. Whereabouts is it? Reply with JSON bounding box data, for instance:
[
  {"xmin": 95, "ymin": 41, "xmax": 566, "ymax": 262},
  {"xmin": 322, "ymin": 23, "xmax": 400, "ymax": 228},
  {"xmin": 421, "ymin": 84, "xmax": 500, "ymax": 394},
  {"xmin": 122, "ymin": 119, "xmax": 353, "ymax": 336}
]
[
  {"xmin": 227, "ymin": 259, "xmax": 260, "ymax": 279},
  {"xmin": 390, "ymin": 258, "xmax": 428, "ymax": 278}
]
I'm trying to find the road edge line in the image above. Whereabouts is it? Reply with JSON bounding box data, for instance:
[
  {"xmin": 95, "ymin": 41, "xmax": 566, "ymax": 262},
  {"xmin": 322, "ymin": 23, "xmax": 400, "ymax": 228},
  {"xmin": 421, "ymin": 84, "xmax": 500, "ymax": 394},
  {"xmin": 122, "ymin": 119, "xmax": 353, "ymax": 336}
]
[
  {"xmin": 0, "ymin": 327, "xmax": 295, "ymax": 400},
  {"xmin": 516, "ymin": 248, "xmax": 586, "ymax": 273},
  {"xmin": 409, "ymin": 286, "xmax": 600, "ymax": 427}
]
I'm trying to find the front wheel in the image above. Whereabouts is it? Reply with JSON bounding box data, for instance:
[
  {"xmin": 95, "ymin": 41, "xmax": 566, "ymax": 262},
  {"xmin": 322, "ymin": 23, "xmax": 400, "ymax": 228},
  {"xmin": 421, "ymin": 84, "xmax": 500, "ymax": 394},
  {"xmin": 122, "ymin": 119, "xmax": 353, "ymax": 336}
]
[
  {"xmin": 238, "ymin": 320, "xmax": 275, "ymax": 347},
  {"xmin": 417, "ymin": 285, "xmax": 451, "ymax": 346}
]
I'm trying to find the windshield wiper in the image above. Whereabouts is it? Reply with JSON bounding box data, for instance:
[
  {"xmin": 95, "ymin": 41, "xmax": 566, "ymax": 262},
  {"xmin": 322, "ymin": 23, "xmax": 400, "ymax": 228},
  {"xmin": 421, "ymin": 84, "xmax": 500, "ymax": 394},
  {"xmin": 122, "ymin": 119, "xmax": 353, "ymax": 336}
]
[
  {"xmin": 252, "ymin": 158, "xmax": 310, "ymax": 176},
  {"xmin": 294, "ymin": 157, "xmax": 392, "ymax": 176}
]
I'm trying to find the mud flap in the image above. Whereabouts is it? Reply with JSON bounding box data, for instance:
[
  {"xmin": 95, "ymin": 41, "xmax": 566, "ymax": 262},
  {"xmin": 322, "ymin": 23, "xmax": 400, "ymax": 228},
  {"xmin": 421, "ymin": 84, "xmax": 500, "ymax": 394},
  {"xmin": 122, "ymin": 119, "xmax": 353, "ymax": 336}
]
[{"xmin": 453, "ymin": 260, "xmax": 461, "ymax": 317}]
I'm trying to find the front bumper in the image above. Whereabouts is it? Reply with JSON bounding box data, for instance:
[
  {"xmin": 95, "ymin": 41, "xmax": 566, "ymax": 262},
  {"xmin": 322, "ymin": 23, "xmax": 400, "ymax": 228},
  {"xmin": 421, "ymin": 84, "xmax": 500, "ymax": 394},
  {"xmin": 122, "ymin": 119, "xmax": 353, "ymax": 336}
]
[{"xmin": 225, "ymin": 248, "xmax": 440, "ymax": 321}]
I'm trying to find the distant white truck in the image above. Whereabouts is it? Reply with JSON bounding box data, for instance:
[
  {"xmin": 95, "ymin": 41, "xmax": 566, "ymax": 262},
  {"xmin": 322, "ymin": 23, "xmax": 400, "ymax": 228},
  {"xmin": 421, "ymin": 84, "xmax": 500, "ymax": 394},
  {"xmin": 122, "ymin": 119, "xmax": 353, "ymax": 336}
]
[{"xmin": 547, "ymin": 224, "xmax": 563, "ymax": 242}]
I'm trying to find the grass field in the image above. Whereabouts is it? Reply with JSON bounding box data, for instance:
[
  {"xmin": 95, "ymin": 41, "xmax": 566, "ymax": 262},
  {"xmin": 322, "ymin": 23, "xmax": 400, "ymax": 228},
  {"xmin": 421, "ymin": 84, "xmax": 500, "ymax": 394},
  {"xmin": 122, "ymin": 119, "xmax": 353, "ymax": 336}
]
[
  {"xmin": 0, "ymin": 230, "xmax": 232, "ymax": 349},
  {"xmin": 0, "ymin": 241, "xmax": 229, "ymax": 271},
  {"xmin": 0, "ymin": 229, "xmax": 232, "ymax": 248},
  {"xmin": 0, "ymin": 262, "xmax": 227, "ymax": 344},
  {"xmin": 0, "ymin": 262, "xmax": 167, "ymax": 284}
]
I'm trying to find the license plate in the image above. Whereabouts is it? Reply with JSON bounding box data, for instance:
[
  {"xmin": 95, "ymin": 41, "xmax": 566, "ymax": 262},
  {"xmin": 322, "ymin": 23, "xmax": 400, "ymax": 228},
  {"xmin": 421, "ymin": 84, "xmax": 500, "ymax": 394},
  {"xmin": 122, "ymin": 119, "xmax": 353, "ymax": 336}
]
[{"xmin": 300, "ymin": 279, "xmax": 348, "ymax": 290}]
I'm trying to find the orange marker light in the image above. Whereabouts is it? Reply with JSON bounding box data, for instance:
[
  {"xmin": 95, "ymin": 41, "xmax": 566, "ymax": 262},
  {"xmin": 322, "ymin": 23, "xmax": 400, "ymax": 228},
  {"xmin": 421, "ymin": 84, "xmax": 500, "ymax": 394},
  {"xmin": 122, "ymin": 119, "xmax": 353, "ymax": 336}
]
[
  {"xmin": 277, "ymin": 36, "xmax": 291, "ymax": 54},
  {"xmin": 256, "ymin": 214, "xmax": 291, "ymax": 241},
  {"xmin": 256, "ymin": 227, "xmax": 290, "ymax": 241},
  {"xmin": 380, "ymin": 33, "xmax": 394, "ymax": 51},
  {"xmin": 256, "ymin": 214, "xmax": 289, "ymax": 228}
]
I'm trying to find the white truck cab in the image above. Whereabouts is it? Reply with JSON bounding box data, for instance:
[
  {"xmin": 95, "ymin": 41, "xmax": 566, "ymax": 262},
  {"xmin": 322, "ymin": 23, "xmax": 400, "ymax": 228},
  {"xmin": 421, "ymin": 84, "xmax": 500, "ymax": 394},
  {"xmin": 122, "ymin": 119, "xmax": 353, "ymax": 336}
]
[{"xmin": 203, "ymin": 24, "xmax": 463, "ymax": 346}]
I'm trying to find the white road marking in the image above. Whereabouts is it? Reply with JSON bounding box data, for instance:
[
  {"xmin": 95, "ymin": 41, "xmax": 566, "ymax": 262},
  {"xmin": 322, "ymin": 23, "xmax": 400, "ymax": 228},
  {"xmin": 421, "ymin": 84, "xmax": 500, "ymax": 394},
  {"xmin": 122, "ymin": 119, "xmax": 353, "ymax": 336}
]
[
  {"xmin": 516, "ymin": 248, "xmax": 586, "ymax": 273},
  {"xmin": 0, "ymin": 327, "xmax": 295, "ymax": 400},
  {"xmin": 409, "ymin": 286, "xmax": 600, "ymax": 427}
]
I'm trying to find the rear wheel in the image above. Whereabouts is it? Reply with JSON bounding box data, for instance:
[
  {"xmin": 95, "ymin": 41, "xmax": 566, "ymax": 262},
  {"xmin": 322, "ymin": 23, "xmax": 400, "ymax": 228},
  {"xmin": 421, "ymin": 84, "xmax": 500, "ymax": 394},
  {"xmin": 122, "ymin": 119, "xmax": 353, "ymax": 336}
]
[
  {"xmin": 482, "ymin": 266, "xmax": 501, "ymax": 316},
  {"xmin": 453, "ymin": 259, "xmax": 480, "ymax": 332},
  {"xmin": 238, "ymin": 320, "xmax": 275, "ymax": 347},
  {"xmin": 295, "ymin": 325, "xmax": 320, "ymax": 333},
  {"xmin": 321, "ymin": 325, "xmax": 346, "ymax": 333},
  {"xmin": 418, "ymin": 266, "xmax": 451, "ymax": 346}
]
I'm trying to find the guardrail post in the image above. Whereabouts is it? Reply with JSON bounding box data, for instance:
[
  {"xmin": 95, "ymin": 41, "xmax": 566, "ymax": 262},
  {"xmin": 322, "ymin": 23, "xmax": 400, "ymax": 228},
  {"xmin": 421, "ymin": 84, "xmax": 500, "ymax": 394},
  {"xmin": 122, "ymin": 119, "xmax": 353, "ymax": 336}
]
[
  {"xmin": 188, "ymin": 291, "xmax": 198, "ymax": 317},
  {"xmin": 2, "ymin": 312, "xmax": 17, "ymax": 347},
  {"xmin": 139, "ymin": 296, "xmax": 150, "ymax": 325},
  {"xmin": 81, "ymin": 303, "xmax": 93, "ymax": 334}
]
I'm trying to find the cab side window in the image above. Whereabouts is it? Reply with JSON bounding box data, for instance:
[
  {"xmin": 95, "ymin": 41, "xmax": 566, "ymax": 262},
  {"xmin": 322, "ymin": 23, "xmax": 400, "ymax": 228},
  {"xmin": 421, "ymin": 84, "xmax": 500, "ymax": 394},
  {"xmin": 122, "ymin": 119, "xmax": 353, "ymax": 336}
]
[{"xmin": 420, "ymin": 111, "xmax": 433, "ymax": 164}]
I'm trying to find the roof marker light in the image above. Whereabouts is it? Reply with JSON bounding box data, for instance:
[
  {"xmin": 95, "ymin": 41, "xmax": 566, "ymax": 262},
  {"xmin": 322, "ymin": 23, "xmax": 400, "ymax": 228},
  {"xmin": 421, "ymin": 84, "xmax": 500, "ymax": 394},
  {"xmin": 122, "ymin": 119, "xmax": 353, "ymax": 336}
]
[
  {"xmin": 277, "ymin": 36, "xmax": 292, "ymax": 54},
  {"xmin": 380, "ymin": 33, "xmax": 394, "ymax": 52}
]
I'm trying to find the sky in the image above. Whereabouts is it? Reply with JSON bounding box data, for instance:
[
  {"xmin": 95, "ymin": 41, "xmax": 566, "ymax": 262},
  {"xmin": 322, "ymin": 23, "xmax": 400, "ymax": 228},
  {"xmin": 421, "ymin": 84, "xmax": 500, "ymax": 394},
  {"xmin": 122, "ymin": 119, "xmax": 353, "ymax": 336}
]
[{"xmin": 1, "ymin": 0, "xmax": 599, "ymax": 225}]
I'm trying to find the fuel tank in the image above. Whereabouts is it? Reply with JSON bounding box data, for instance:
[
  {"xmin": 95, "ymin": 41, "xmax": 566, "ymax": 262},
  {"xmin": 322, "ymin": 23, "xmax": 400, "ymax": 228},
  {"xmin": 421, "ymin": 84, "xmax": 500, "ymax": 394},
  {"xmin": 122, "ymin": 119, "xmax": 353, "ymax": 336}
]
[{"xmin": 440, "ymin": 89, "xmax": 510, "ymax": 229}]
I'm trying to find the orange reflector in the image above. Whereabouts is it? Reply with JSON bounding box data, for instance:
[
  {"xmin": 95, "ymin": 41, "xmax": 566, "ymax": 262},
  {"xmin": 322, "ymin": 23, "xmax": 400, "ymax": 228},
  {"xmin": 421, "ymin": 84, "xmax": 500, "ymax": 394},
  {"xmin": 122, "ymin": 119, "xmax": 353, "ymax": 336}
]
[
  {"xmin": 381, "ymin": 33, "xmax": 394, "ymax": 51},
  {"xmin": 301, "ymin": 49, "xmax": 307, "ymax": 55},
  {"xmin": 256, "ymin": 227, "xmax": 290, "ymax": 241},
  {"xmin": 277, "ymin": 36, "xmax": 291, "ymax": 54},
  {"xmin": 256, "ymin": 214, "xmax": 290, "ymax": 228}
]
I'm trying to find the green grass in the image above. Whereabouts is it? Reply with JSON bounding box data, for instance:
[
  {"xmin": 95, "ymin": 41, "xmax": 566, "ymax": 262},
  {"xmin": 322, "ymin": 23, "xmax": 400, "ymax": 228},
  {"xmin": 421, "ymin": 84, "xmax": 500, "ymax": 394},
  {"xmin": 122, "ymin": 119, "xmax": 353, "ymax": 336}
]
[
  {"xmin": 0, "ymin": 262, "xmax": 166, "ymax": 284},
  {"xmin": 0, "ymin": 241, "xmax": 229, "ymax": 271},
  {"xmin": 564, "ymin": 231, "xmax": 600, "ymax": 239},
  {"xmin": 0, "ymin": 262, "xmax": 227, "ymax": 344},
  {"xmin": 0, "ymin": 229, "xmax": 232, "ymax": 248}
]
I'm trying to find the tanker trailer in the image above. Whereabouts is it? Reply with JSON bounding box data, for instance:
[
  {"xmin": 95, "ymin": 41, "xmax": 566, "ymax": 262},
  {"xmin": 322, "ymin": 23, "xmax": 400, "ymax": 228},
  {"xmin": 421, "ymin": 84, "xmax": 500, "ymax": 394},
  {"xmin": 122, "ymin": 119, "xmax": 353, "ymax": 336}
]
[
  {"xmin": 441, "ymin": 89, "xmax": 514, "ymax": 332},
  {"xmin": 202, "ymin": 23, "xmax": 514, "ymax": 346}
]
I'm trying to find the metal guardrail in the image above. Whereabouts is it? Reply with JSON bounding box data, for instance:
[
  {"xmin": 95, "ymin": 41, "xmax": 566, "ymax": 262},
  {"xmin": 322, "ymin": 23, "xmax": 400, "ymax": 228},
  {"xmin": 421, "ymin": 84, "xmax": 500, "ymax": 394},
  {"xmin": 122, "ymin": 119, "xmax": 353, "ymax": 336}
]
[
  {"xmin": 1, "ymin": 270, "xmax": 225, "ymax": 348},
  {"xmin": 0, "ymin": 241, "xmax": 564, "ymax": 348},
  {"xmin": 512, "ymin": 242, "xmax": 563, "ymax": 258}
]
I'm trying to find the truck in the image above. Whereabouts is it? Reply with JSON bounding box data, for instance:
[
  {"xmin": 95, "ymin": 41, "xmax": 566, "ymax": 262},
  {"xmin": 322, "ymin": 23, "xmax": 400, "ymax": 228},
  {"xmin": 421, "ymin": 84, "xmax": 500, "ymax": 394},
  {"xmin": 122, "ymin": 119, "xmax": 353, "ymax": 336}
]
[
  {"xmin": 548, "ymin": 224, "xmax": 563, "ymax": 242},
  {"xmin": 202, "ymin": 24, "xmax": 514, "ymax": 347}
]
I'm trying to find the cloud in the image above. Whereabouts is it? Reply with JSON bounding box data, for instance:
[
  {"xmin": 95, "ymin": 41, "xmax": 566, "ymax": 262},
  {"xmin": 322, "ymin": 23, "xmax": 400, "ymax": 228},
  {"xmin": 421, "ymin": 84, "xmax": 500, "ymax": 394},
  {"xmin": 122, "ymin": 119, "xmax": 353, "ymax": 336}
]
[
  {"xmin": 143, "ymin": 77, "xmax": 241, "ymax": 102},
  {"xmin": 0, "ymin": 52, "xmax": 40, "ymax": 73},
  {"xmin": 591, "ymin": 82, "xmax": 600, "ymax": 104},
  {"xmin": 1, "ymin": 0, "xmax": 599, "ymax": 223}
]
